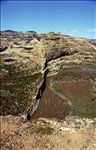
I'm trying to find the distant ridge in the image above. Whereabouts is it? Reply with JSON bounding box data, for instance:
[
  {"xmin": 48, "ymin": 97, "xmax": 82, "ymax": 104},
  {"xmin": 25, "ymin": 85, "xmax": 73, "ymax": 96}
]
[
  {"xmin": 26, "ymin": 31, "xmax": 37, "ymax": 34},
  {"xmin": 2, "ymin": 30, "xmax": 18, "ymax": 33}
]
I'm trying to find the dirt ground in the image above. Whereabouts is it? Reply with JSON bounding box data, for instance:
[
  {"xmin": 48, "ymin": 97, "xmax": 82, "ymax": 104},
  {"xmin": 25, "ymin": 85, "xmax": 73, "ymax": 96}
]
[{"xmin": 1, "ymin": 116, "xmax": 96, "ymax": 150}]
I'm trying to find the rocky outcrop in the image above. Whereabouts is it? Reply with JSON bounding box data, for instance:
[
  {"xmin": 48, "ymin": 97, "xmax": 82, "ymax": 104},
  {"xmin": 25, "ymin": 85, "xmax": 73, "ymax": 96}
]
[
  {"xmin": 1, "ymin": 31, "xmax": 96, "ymax": 67},
  {"xmin": 0, "ymin": 30, "xmax": 41, "ymax": 43}
]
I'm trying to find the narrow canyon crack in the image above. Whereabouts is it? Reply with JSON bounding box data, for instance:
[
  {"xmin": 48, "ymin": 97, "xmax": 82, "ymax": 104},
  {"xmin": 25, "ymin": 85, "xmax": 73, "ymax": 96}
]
[
  {"xmin": 26, "ymin": 54, "xmax": 73, "ymax": 120},
  {"xmin": 26, "ymin": 59, "xmax": 49, "ymax": 120}
]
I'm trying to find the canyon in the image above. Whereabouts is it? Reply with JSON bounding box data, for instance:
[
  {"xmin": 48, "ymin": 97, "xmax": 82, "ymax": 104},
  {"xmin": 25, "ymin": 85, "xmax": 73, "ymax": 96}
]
[{"xmin": 0, "ymin": 31, "xmax": 96, "ymax": 149}]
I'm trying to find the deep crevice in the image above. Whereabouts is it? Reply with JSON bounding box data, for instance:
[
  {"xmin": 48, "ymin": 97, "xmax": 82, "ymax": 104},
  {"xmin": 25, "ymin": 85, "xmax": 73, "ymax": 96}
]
[
  {"xmin": 26, "ymin": 68, "xmax": 49, "ymax": 120},
  {"xmin": 36, "ymin": 69, "xmax": 48, "ymax": 100},
  {"xmin": 26, "ymin": 50, "xmax": 77, "ymax": 120}
]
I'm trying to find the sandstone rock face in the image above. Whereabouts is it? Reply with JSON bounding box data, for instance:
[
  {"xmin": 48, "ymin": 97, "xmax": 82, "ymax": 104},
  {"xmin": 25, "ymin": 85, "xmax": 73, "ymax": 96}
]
[
  {"xmin": 0, "ymin": 30, "xmax": 40, "ymax": 51},
  {"xmin": 1, "ymin": 31, "xmax": 96, "ymax": 65}
]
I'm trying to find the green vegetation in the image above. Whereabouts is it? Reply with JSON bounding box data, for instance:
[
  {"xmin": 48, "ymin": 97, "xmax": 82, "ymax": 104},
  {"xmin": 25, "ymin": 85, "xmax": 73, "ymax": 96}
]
[{"xmin": 0, "ymin": 64, "xmax": 42, "ymax": 115}]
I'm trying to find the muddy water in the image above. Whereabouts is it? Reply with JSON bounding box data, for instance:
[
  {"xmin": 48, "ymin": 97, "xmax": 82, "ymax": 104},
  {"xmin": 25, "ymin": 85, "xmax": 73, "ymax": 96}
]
[{"xmin": 32, "ymin": 77, "xmax": 69, "ymax": 120}]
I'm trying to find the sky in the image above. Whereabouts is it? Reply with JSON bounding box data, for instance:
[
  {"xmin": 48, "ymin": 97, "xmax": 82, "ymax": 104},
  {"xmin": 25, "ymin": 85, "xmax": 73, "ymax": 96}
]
[{"xmin": 1, "ymin": 0, "xmax": 96, "ymax": 39}]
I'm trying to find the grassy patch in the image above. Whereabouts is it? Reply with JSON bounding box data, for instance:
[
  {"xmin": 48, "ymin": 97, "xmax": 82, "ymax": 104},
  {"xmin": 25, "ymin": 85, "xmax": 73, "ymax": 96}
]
[{"xmin": 50, "ymin": 65, "xmax": 96, "ymax": 118}]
